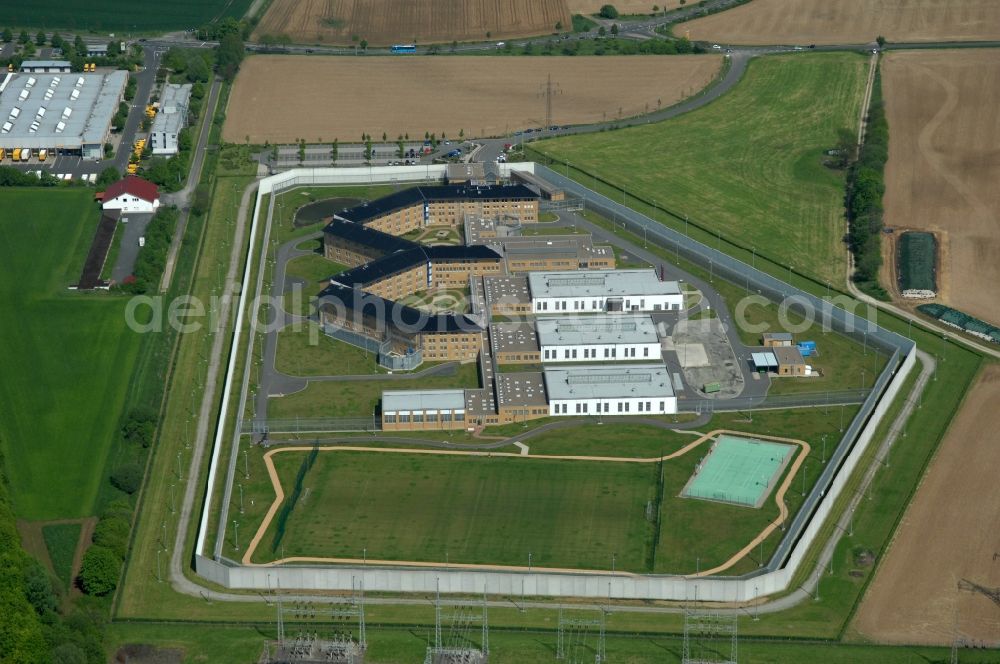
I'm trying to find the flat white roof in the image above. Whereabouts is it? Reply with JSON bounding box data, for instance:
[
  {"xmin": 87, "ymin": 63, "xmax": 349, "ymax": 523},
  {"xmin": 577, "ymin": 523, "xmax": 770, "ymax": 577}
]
[
  {"xmin": 536, "ymin": 314, "xmax": 659, "ymax": 347},
  {"xmin": 21, "ymin": 60, "xmax": 71, "ymax": 69},
  {"xmin": 382, "ymin": 388, "xmax": 466, "ymax": 413},
  {"xmin": 151, "ymin": 83, "xmax": 191, "ymax": 136},
  {"xmin": 751, "ymin": 352, "xmax": 778, "ymax": 368},
  {"xmin": 528, "ymin": 269, "xmax": 680, "ymax": 299},
  {"xmin": 0, "ymin": 70, "xmax": 126, "ymax": 149},
  {"xmin": 544, "ymin": 364, "xmax": 674, "ymax": 400}
]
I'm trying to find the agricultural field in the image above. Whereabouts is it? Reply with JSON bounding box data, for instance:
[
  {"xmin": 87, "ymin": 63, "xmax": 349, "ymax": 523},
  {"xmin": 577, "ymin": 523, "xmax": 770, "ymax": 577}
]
[
  {"xmin": 0, "ymin": 189, "xmax": 144, "ymax": 520},
  {"xmin": 254, "ymin": 0, "xmax": 571, "ymax": 46},
  {"xmin": 566, "ymin": 0, "xmax": 679, "ymax": 13},
  {"xmin": 882, "ymin": 50, "xmax": 1000, "ymax": 326},
  {"xmin": 852, "ymin": 365, "xmax": 1000, "ymax": 646},
  {"xmin": 675, "ymin": 0, "xmax": 1000, "ymax": 45},
  {"xmin": 896, "ymin": 231, "xmax": 936, "ymax": 293},
  {"xmin": 0, "ymin": 0, "xmax": 253, "ymax": 31},
  {"xmin": 534, "ymin": 52, "xmax": 867, "ymax": 283},
  {"xmin": 224, "ymin": 54, "xmax": 722, "ymax": 143}
]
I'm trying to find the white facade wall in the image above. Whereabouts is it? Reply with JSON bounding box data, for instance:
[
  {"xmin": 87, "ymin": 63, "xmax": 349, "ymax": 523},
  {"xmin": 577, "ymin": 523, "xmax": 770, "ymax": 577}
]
[
  {"xmin": 150, "ymin": 129, "xmax": 179, "ymax": 156},
  {"xmin": 541, "ymin": 341, "xmax": 660, "ymax": 362},
  {"xmin": 532, "ymin": 293, "xmax": 682, "ymax": 313},
  {"xmin": 549, "ymin": 395, "xmax": 677, "ymax": 417},
  {"xmin": 102, "ymin": 194, "xmax": 158, "ymax": 213}
]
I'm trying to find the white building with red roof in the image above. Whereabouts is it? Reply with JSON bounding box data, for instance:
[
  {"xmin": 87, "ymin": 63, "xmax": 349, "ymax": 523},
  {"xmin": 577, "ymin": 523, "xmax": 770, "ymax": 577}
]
[{"xmin": 100, "ymin": 176, "xmax": 160, "ymax": 213}]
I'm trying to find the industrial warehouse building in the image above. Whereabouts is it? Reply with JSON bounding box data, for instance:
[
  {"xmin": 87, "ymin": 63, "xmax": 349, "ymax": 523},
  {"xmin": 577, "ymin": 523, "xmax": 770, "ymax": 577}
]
[
  {"xmin": 381, "ymin": 389, "xmax": 468, "ymax": 431},
  {"xmin": 149, "ymin": 83, "xmax": 191, "ymax": 156},
  {"xmin": 544, "ymin": 364, "xmax": 677, "ymax": 417},
  {"xmin": 529, "ymin": 269, "xmax": 683, "ymax": 314},
  {"xmin": 0, "ymin": 70, "xmax": 126, "ymax": 160},
  {"xmin": 333, "ymin": 184, "xmax": 539, "ymax": 233},
  {"xmin": 20, "ymin": 60, "xmax": 73, "ymax": 74}
]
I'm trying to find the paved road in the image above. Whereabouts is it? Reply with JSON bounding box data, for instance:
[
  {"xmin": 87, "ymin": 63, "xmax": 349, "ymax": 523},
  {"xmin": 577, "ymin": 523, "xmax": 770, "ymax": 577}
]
[{"xmin": 158, "ymin": 76, "xmax": 222, "ymax": 292}]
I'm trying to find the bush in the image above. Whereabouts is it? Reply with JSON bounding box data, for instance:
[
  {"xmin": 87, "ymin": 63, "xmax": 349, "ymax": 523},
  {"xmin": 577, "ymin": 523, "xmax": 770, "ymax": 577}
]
[
  {"xmin": 121, "ymin": 406, "xmax": 156, "ymax": 447},
  {"xmin": 598, "ymin": 4, "xmax": 619, "ymax": 18},
  {"xmin": 96, "ymin": 166, "xmax": 120, "ymax": 188},
  {"xmin": 78, "ymin": 546, "xmax": 119, "ymax": 596},
  {"xmin": 117, "ymin": 206, "xmax": 178, "ymax": 294},
  {"xmin": 109, "ymin": 463, "xmax": 143, "ymax": 495},
  {"xmin": 92, "ymin": 516, "xmax": 130, "ymax": 559}
]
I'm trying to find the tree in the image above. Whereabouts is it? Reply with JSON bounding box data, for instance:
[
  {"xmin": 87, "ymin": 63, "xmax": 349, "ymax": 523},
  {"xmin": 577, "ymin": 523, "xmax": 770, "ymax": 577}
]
[
  {"xmin": 458, "ymin": 128, "xmax": 464, "ymax": 139},
  {"xmin": 78, "ymin": 546, "xmax": 120, "ymax": 596},
  {"xmin": 96, "ymin": 167, "xmax": 120, "ymax": 188},
  {"xmin": 1, "ymin": 28, "xmax": 12, "ymax": 43},
  {"xmin": 599, "ymin": 4, "xmax": 619, "ymax": 19},
  {"xmin": 92, "ymin": 516, "xmax": 130, "ymax": 559},
  {"xmin": 381, "ymin": 131, "xmax": 387, "ymax": 142},
  {"xmin": 22, "ymin": 559, "xmax": 57, "ymax": 616},
  {"xmin": 331, "ymin": 138, "xmax": 338, "ymax": 162},
  {"xmin": 50, "ymin": 32, "xmax": 63, "ymax": 50},
  {"xmin": 52, "ymin": 643, "xmax": 88, "ymax": 664},
  {"xmin": 216, "ymin": 32, "xmax": 245, "ymax": 82},
  {"xmin": 23, "ymin": 42, "xmax": 35, "ymax": 57},
  {"xmin": 598, "ymin": 26, "xmax": 607, "ymax": 37},
  {"xmin": 876, "ymin": 35, "xmax": 886, "ymax": 47},
  {"xmin": 35, "ymin": 31, "xmax": 46, "ymax": 46},
  {"xmin": 107, "ymin": 40, "xmax": 120, "ymax": 57},
  {"xmin": 555, "ymin": 21, "xmax": 563, "ymax": 31},
  {"xmin": 610, "ymin": 23, "xmax": 619, "ymax": 36},
  {"xmin": 186, "ymin": 54, "xmax": 210, "ymax": 83},
  {"xmin": 110, "ymin": 463, "xmax": 143, "ymax": 494},
  {"xmin": 451, "ymin": 40, "xmax": 458, "ymax": 52},
  {"xmin": 18, "ymin": 30, "xmax": 29, "ymax": 45},
  {"xmin": 359, "ymin": 39, "xmax": 368, "ymax": 51}
]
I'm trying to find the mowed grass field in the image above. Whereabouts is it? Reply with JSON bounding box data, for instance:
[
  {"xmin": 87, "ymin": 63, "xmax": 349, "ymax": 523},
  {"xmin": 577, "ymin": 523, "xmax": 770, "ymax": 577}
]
[
  {"xmin": 534, "ymin": 53, "xmax": 867, "ymax": 283},
  {"xmin": 676, "ymin": 0, "xmax": 1000, "ymax": 45},
  {"xmin": 224, "ymin": 55, "xmax": 722, "ymax": 143},
  {"xmin": 0, "ymin": 190, "xmax": 143, "ymax": 519},
  {"xmin": 882, "ymin": 50, "xmax": 1000, "ymax": 325},
  {"xmin": 0, "ymin": 0, "xmax": 253, "ymax": 31},
  {"xmin": 260, "ymin": 451, "xmax": 658, "ymax": 570},
  {"xmin": 255, "ymin": 0, "xmax": 571, "ymax": 45}
]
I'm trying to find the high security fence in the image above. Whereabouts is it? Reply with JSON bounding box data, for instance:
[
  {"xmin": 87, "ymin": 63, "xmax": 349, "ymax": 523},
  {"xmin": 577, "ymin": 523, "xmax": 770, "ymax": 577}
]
[{"xmin": 196, "ymin": 165, "xmax": 916, "ymax": 603}]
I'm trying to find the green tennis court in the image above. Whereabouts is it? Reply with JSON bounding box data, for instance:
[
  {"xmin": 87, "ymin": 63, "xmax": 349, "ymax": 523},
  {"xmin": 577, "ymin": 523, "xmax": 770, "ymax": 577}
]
[{"xmin": 682, "ymin": 434, "xmax": 795, "ymax": 508}]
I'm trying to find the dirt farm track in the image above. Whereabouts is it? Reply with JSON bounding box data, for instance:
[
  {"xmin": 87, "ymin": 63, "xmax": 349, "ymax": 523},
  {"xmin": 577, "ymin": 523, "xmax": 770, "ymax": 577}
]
[
  {"xmin": 223, "ymin": 55, "xmax": 722, "ymax": 143},
  {"xmin": 254, "ymin": 0, "xmax": 571, "ymax": 46},
  {"xmin": 852, "ymin": 365, "xmax": 1000, "ymax": 646},
  {"xmin": 677, "ymin": 0, "xmax": 1000, "ymax": 45},
  {"xmin": 881, "ymin": 50, "xmax": 1000, "ymax": 326}
]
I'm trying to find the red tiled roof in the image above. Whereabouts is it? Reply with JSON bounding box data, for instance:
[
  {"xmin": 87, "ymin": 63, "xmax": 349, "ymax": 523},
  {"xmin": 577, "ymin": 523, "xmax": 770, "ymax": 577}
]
[{"xmin": 103, "ymin": 175, "xmax": 159, "ymax": 203}]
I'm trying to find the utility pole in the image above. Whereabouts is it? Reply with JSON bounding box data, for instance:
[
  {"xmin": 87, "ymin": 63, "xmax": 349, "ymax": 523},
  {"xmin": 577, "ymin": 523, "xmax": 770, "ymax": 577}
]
[{"xmin": 538, "ymin": 73, "xmax": 561, "ymax": 128}]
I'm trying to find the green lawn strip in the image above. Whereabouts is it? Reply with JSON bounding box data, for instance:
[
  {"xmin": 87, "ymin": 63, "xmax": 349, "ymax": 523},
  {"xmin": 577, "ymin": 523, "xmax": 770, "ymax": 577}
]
[
  {"xmin": 0, "ymin": 189, "xmax": 144, "ymax": 520},
  {"xmin": 271, "ymin": 185, "xmax": 397, "ymax": 245},
  {"xmin": 42, "ymin": 522, "xmax": 81, "ymax": 589},
  {"xmin": 251, "ymin": 450, "xmax": 656, "ymax": 571},
  {"xmin": 268, "ymin": 361, "xmax": 481, "ymax": 419},
  {"xmin": 533, "ymin": 52, "xmax": 868, "ymax": 284},
  {"xmin": 274, "ymin": 324, "xmax": 381, "ymax": 377},
  {"xmin": 99, "ymin": 219, "xmax": 124, "ymax": 282},
  {"xmin": 0, "ymin": 0, "xmax": 253, "ymax": 31}
]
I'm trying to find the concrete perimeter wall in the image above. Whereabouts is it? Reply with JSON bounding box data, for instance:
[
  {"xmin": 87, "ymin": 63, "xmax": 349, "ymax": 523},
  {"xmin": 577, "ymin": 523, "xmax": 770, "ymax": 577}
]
[{"xmin": 194, "ymin": 164, "xmax": 916, "ymax": 602}]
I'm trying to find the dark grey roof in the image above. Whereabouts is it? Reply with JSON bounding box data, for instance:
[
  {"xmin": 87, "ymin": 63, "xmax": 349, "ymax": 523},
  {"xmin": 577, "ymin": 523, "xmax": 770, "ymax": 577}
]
[
  {"xmin": 323, "ymin": 218, "xmax": 417, "ymax": 255},
  {"xmin": 332, "ymin": 245, "xmax": 501, "ymax": 288},
  {"xmin": 424, "ymin": 245, "xmax": 501, "ymax": 260},
  {"xmin": 318, "ymin": 283, "xmax": 483, "ymax": 334},
  {"xmin": 335, "ymin": 184, "xmax": 538, "ymax": 224}
]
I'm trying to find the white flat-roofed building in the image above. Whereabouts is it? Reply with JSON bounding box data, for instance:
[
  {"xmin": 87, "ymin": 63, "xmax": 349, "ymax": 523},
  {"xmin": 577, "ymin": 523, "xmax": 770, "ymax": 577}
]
[
  {"xmin": 381, "ymin": 388, "xmax": 468, "ymax": 431},
  {"xmin": 529, "ymin": 269, "xmax": 682, "ymax": 314},
  {"xmin": 544, "ymin": 364, "xmax": 677, "ymax": 417},
  {"xmin": 0, "ymin": 70, "xmax": 126, "ymax": 159},
  {"xmin": 150, "ymin": 83, "xmax": 191, "ymax": 156},
  {"xmin": 537, "ymin": 314, "xmax": 661, "ymax": 363},
  {"xmin": 20, "ymin": 60, "xmax": 72, "ymax": 73}
]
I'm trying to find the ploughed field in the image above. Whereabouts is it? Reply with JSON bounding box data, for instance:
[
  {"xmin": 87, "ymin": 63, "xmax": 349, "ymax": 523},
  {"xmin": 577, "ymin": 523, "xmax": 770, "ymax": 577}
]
[
  {"xmin": 676, "ymin": 0, "xmax": 1000, "ymax": 45},
  {"xmin": 254, "ymin": 0, "xmax": 571, "ymax": 45},
  {"xmin": 224, "ymin": 54, "xmax": 722, "ymax": 142},
  {"xmin": 882, "ymin": 50, "xmax": 1000, "ymax": 325}
]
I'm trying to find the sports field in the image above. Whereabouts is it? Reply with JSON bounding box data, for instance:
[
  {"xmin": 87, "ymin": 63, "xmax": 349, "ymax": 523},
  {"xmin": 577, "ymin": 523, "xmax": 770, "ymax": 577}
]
[
  {"xmin": 682, "ymin": 435, "xmax": 793, "ymax": 507},
  {"xmin": 0, "ymin": 190, "xmax": 144, "ymax": 519},
  {"xmin": 0, "ymin": 0, "xmax": 253, "ymax": 31},
  {"xmin": 255, "ymin": 0, "xmax": 571, "ymax": 45},
  {"xmin": 882, "ymin": 50, "xmax": 1000, "ymax": 325},
  {"xmin": 676, "ymin": 0, "xmax": 1000, "ymax": 45},
  {"xmin": 534, "ymin": 52, "xmax": 867, "ymax": 283},
  {"xmin": 223, "ymin": 55, "xmax": 722, "ymax": 143}
]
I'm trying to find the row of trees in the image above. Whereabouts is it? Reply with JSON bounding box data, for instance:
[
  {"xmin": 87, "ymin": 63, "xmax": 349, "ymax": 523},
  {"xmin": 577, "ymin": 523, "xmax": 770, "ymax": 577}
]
[{"xmin": 846, "ymin": 67, "xmax": 889, "ymax": 297}]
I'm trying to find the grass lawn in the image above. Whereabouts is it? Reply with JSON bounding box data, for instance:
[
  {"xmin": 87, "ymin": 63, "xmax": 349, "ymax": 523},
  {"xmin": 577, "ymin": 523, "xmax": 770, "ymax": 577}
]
[
  {"xmin": 0, "ymin": 189, "xmax": 144, "ymax": 519},
  {"xmin": 272, "ymin": 185, "xmax": 397, "ymax": 244},
  {"xmin": 275, "ymin": 324, "xmax": 381, "ymax": 377},
  {"xmin": 534, "ymin": 53, "xmax": 868, "ymax": 283},
  {"xmin": 281, "ymin": 252, "xmax": 347, "ymax": 317},
  {"xmin": 42, "ymin": 522, "xmax": 80, "ymax": 589},
  {"xmin": 0, "ymin": 0, "xmax": 253, "ymax": 31},
  {"xmin": 268, "ymin": 361, "xmax": 480, "ymax": 418},
  {"xmin": 255, "ymin": 450, "xmax": 658, "ymax": 571}
]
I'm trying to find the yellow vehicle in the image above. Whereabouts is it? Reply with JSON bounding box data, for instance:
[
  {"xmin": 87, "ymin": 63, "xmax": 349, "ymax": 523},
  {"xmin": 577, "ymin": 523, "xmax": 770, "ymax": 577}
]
[
  {"xmin": 0, "ymin": 148, "xmax": 5, "ymax": 160},
  {"xmin": 127, "ymin": 163, "xmax": 138, "ymax": 174},
  {"xmin": 37, "ymin": 149, "xmax": 47, "ymax": 162},
  {"xmin": 12, "ymin": 148, "xmax": 21, "ymax": 161}
]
